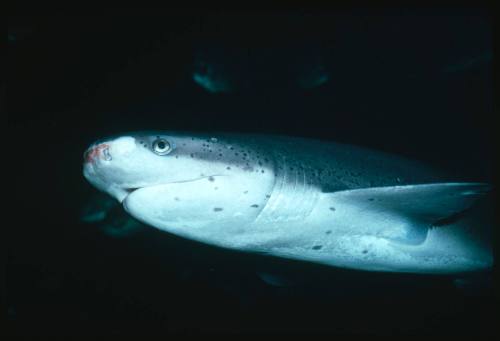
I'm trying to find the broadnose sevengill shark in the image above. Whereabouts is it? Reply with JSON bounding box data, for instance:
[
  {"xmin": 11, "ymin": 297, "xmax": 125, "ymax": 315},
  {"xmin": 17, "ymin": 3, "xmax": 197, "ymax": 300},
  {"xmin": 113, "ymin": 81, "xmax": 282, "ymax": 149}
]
[{"xmin": 83, "ymin": 132, "xmax": 493, "ymax": 274}]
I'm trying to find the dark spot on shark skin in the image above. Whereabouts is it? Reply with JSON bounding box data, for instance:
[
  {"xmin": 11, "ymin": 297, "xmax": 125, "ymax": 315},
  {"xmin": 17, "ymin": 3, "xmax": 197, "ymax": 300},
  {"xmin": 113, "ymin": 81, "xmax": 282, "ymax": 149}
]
[
  {"xmin": 329, "ymin": 207, "xmax": 336, "ymax": 211},
  {"xmin": 214, "ymin": 187, "xmax": 218, "ymax": 190},
  {"xmin": 325, "ymin": 230, "xmax": 332, "ymax": 235},
  {"xmin": 226, "ymin": 166, "xmax": 231, "ymax": 170},
  {"xmin": 190, "ymin": 153, "xmax": 194, "ymax": 158},
  {"xmin": 312, "ymin": 245, "xmax": 323, "ymax": 250},
  {"xmin": 261, "ymin": 170, "xmax": 265, "ymax": 173},
  {"xmin": 251, "ymin": 204, "xmax": 259, "ymax": 208},
  {"xmin": 243, "ymin": 191, "xmax": 248, "ymax": 194},
  {"xmin": 362, "ymin": 250, "xmax": 368, "ymax": 254},
  {"xmin": 368, "ymin": 198, "xmax": 374, "ymax": 201},
  {"xmin": 208, "ymin": 176, "xmax": 215, "ymax": 182},
  {"xmin": 174, "ymin": 197, "xmax": 180, "ymax": 201},
  {"xmin": 266, "ymin": 195, "xmax": 271, "ymax": 198},
  {"xmin": 213, "ymin": 207, "xmax": 223, "ymax": 212}
]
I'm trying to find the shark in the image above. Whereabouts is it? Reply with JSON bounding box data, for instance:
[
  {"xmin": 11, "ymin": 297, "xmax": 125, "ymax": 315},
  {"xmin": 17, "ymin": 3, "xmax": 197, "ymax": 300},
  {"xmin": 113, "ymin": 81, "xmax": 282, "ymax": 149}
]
[{"xmin": 82, "ymin": 132, "xmax": 493, "ymax": 274}]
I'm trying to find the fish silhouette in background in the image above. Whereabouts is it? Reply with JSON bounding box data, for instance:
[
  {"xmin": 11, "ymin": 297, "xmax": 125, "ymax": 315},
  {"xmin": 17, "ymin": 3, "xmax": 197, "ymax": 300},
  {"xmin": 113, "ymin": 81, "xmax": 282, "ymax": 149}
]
[
  {"xmin": 192, "ymin": 44, "xmax": 329, "ymax": 93},
  {"xmin": 80, "ymin": 192, "xmax": 146, "ymax": 237}
]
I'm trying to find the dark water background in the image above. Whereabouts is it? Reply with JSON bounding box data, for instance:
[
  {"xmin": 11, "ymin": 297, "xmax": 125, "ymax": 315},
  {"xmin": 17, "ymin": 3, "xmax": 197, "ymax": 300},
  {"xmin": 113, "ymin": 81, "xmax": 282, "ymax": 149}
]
[{"xmin": 7, "ymin": 8, "xmax": 497, "ymax": 335}]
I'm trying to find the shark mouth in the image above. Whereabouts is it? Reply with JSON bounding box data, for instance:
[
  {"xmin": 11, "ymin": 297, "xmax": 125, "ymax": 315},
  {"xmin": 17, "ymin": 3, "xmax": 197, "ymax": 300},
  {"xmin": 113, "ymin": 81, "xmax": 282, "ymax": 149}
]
[{"xmin": 123, "ymin": 187, "xmax": 140, "ymax": 195}]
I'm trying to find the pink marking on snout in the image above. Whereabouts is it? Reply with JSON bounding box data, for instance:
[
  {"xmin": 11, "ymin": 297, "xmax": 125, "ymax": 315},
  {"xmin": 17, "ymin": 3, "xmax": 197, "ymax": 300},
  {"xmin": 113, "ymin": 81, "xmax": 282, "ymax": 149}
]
[{"xmin": 84, "ymin": 143, "xmax": 109, "ymax": 163}]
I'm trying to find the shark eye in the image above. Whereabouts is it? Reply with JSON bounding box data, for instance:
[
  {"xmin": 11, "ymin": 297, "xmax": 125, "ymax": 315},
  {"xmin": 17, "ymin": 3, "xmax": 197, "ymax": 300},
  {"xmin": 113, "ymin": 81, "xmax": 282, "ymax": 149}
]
[{"xmin": 152, "ymin": 138, "xmax": 172, "ymax": 155}]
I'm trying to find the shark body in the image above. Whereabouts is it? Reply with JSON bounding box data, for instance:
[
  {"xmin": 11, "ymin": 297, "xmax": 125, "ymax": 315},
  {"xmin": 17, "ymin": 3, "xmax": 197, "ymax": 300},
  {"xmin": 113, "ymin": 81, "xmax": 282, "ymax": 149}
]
[{"xmin": 83, "ymin": 132, "xmax": 493, "ymax": 274}]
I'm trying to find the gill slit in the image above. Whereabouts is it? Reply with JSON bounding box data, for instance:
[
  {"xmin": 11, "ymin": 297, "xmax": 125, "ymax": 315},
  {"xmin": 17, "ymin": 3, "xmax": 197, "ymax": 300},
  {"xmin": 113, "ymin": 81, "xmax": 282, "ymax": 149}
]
[{"xmin": 254, "ymin": 155, "xmax": 319, "ymax": 223}]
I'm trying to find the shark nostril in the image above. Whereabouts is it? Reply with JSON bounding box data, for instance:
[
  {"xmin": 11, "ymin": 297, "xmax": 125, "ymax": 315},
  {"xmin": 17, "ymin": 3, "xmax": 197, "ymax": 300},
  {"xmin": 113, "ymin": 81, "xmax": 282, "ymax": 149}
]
[{"xmin": 102, "ymin": 147, "xmax": 112, "ymax": 161}]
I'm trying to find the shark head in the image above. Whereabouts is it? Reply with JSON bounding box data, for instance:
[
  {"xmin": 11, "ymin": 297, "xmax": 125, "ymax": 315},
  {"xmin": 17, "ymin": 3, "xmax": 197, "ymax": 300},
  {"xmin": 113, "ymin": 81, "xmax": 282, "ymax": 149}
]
[{"xmin": 83, "ymin": 132, "xmax": 276, "ymax": 243}]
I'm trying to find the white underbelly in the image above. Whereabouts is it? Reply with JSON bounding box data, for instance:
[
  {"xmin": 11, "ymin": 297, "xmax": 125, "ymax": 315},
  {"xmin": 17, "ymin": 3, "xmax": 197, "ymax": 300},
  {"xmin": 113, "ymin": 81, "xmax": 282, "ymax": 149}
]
[
  {"xmin": 239, "ymin": 219, "xmax": 493, "ymax": 274},
  {"xmin": 231, "ymin": 190, "xmax": 493, "ymax": 274}
]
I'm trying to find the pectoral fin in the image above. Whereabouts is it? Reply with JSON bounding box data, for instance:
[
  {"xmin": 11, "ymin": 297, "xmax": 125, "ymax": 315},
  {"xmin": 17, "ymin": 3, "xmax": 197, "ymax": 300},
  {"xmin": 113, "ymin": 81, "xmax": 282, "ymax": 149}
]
[{"xmin": 323, "ymin": 183, "xmax": 491, "ymax": 245}]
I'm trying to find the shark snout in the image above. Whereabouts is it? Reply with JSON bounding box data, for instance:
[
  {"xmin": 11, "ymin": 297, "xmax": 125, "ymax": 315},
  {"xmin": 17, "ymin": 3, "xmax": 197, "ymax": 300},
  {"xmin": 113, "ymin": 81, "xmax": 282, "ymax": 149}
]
[{"xmin": 84, "ymin": 143, "xmax": 112, "ymax": 164}]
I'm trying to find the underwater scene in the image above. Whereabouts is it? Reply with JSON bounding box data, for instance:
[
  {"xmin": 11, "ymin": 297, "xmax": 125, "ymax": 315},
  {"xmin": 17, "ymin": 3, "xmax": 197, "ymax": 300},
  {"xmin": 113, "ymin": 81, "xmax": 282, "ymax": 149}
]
[{"xmin": 7, "ymin": 8, "xmax": 497, "ymax": 336}]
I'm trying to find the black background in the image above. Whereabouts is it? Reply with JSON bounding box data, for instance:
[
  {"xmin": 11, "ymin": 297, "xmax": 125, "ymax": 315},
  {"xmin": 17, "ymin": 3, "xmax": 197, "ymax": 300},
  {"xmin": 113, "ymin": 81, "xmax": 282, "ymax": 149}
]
[{"xmin": 7, "ymin": 6, "xmax": 498, "ymax": 336}]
